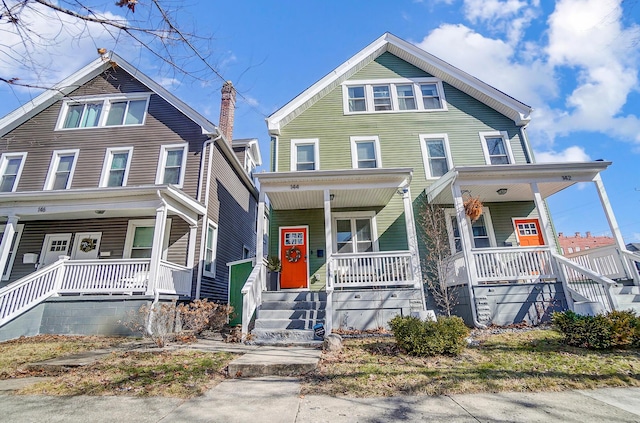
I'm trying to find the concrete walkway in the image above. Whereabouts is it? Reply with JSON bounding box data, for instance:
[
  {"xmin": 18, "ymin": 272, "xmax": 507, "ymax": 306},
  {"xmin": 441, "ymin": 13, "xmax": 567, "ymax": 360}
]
[{"xmin": 1, "ymin": 378, "xmax": 639, "ymax": 422}]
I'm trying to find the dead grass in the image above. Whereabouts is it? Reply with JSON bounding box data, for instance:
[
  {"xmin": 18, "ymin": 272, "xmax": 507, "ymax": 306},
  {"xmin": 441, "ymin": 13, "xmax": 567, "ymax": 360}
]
[
  {"xmin": 302, "ymin": 330, "xmax": 640, "ymax": 397},
  {"xmin": 18, "ymin": 350, "xmax": 237, "ymax": 398},
  {"xmin": 0, "ymin": 335, "xmax": 128, "ymax": 379}
]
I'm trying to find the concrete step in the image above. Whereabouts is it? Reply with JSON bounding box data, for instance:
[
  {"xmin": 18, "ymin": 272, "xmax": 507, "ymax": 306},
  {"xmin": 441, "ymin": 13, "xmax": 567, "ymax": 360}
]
[
  {"xmin": 261, "ymin": 291, "xmax": 327, "ymax": 302},
  {"xmin": 254, "ymin": 318, "xmax": 325, "ymax": 330},
  {"xmin": 227, "ymin": 346, "xmax": 322, "ymax": 378},
  {"xmin": 259, "ymin": 301, "xmax": 327, "ymax": 311},
  {"xmin": 250, "ymin": 329, "xmax": 321, "ymax": 344},
  {"xmin": 613, "ymin": 294, "xmax": 640, "ymax": 304},
  {"xmin": 612, "ymin": 286, "xmax": 640, "ymax": 295},
  {"xmin": 257, "ymin": 309, "xmax": 326, "ymax": 320}
]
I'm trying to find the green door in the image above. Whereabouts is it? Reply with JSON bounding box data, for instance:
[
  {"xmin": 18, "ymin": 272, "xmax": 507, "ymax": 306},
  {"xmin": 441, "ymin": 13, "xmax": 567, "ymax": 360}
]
[{"xmin": 228, "ymin": 259, "xmax": 255, "ymax": 326}]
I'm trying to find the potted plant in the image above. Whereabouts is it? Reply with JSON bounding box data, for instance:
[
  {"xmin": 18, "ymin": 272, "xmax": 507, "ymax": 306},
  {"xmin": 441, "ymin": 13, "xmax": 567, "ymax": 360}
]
[{"xmin": 266, "ymin": 255, "xmax": 281, "ymax": 291}]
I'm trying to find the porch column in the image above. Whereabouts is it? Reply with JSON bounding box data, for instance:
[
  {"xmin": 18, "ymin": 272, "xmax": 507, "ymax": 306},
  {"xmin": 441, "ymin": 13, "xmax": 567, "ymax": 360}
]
[
  {"xmin": 0, "ymin": 215, "xmax": 19, "ymax": 279},
  {"xmin": 147, "ymin": 206, "xmax": 168, "ymax": 296},
  {"xmin": 530, "ymin": 182, "xmax": 557, "ymax": 250},
  {"xmin": 255, "ymin": 191, "xmax": 266, "ymax": 262},
  {"xmin": 593, "ymin": 174, "xmax": 637, "ymax": 283},
  {"xmin": 452, "ymin": 183, "xmax": 477, "ymax": 285},
  {"xmin": 323, "ymin": 189, "xmax": 334, "ymax": 333},
  {"xmin": 401, "ymin": 187, "xmax": 423, "ymax": 290}
]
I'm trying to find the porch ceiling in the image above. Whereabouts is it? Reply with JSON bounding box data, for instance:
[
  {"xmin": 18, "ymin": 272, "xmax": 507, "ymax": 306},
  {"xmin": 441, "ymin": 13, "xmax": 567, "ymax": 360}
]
[
  {"xmin": 256, "ymin": 168, "xmax": 412, "ymax": 210},
  {"xmin": 426, "ymin": 162, "xmax": 611, "ymax": 204}
]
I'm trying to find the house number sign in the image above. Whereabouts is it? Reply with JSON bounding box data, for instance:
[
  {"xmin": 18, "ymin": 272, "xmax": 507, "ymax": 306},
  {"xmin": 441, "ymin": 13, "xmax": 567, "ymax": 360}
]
[
  {"xmin": 37, "ymin": 206, "xmax": 46, "ymax": 213},
  {"xmin": 561, "ymin": 175, "xmax": 572, "ymax": 181},
  {"xmin": 290, "ymin": 184, "xmax": 300, "ymax": 190}
]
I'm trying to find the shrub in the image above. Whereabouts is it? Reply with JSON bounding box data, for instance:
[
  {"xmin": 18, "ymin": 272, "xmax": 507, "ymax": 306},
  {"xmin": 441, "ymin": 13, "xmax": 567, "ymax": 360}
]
[
  {"xmin": 177, "ymin": 299, "xmax": 233, "ymax": 335},
  {"xmin": 552, "ymin": 309, "xmax": 640, "ymax": 350},
  {"xmin": 121, "ymin": 301, "xmax": 178, "ymax": 347},
  {"xmin": 389, "ymin": 315, "xmax": 470, "ymax": 356}
]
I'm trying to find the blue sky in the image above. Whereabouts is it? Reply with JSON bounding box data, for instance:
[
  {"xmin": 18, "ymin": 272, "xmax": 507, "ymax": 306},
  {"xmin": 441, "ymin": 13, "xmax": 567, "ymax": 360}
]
[{"xmin": 1, "ymin": 0, "xmax": 639, "ymax": 242}]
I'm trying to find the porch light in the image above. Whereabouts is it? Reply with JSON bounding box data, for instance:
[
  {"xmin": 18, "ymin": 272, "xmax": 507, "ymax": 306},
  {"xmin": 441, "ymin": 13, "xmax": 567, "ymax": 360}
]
[
  {"xmin": 95, "ymin": 210, "xmax": 106, "ymax": 214},
  {"xmin": 496, "ymin": 188, "xmax": 508, "ymax": 195},
  {"xmin": 330, "ymin": 194, "xmax": 335, "ymax": 201}
]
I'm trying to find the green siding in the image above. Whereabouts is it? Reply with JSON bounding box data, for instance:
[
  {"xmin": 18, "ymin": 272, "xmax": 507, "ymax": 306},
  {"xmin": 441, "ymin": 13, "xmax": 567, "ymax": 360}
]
[
  {"xmin": 350, "ymin": 52, "xmax": 431, "ymax": 79},
  {"xmin": 486, "ymin": 202, "xmax": 538, "ymax": 246}
]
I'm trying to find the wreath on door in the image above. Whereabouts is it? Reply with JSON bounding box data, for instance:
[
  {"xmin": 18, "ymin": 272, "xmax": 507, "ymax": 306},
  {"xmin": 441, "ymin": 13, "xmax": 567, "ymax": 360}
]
[
  {"xmin": 79, "ymin": 238, "xmax": 97, "ymax": 253},
  {"xmin": 285, "ymin": 246, "xmax": 302, "ymax": 263}
]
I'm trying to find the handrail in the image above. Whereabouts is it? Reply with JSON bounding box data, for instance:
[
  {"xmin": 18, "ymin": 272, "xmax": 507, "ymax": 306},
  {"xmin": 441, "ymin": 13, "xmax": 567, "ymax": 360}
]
[
  {"xmin": 552, "ymin": 253, "xmax": 617, "ymax": 312},
  {"xmin": 241, "ymin": 261, "xmax": 265, "ymax": 339}
]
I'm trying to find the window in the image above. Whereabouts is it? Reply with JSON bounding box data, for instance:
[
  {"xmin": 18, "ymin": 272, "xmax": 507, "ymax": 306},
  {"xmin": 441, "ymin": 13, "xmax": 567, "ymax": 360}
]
[
  {"xmin": 480, "ymin": 132, "xmax": 514, "ymax": 165},
  {"xmin": 396, "ymin": 84, "xmax": 417, "ymax": 110},
  {"xmin": 0, "ymin": 224, "xmax": 24, "ymax": 281},
  {"xmin": 243, "ymin": 245, "xmax": 251, "ymax": 259},
  {"xmin": 420, "ymin": 134, "xmax": 452, "ymax": 179},
  {"xmin": 342, "ymin": 78, "xmax": 446, "ymax": 114},
  {"xmin": 156, "ymin": 144, "xmax": 188, "ymax": 187},
  {"xmin": 0, "ymin": 153, "xmax": 27, "ymax": 193},
  {"xmin": 290, "ymin": 139, "xmax": 319, "ymax": 171},
  {"xmin": 350, "ymin": 136, "xmax": 381, "ymax": 169},
  {"xmin": 100, "ymin": 147, "xmax": 133, "ymax": 187},
  {"xmin": 333, "ymin": 212, "xmax": 378, "ymax": 253},
  {"xmin": 203, "ymin": 221, "xmax": 218, "ymax": 277},
  {"xmin": 44, "ymin": 150, "xmax": 79, "ymax": 190},
  {"xmin": 123, "ymin": 219, "xmax": 171, "ymax": 259},
  {"xmin": 445, "ymin": 209, "xmax": 496, "ymax": 253},
  {"xmin": 57, "ymin": 94, "xmax": 150, "ymax": 130}
]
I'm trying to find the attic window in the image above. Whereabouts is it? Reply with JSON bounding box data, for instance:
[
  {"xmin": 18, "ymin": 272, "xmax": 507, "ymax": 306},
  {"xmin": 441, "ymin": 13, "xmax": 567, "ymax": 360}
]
[
  {"xmin": 57, "ymin": 93, "xmax": 150, "ymax": 130},
  {"xmin": 342, "ymin": 78, "xmax": 447, "ymax": 115}
]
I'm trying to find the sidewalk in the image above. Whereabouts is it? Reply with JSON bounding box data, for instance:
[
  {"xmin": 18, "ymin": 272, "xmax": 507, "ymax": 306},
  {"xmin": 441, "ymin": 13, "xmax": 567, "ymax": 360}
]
[{"xmin": 1, "ymin": 378, "xmax": 639, "ymax": 422}]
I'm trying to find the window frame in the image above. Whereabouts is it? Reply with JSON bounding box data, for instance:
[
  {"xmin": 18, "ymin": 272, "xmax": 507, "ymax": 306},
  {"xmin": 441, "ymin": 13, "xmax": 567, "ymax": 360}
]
[
  {"xmin": 0, "ymin": 152, "xmax": 27, "ymax": 193},
  {"xmin": 100, "ymin": 147, "xmax": 134, "ymax": 188},
  {"xmin": 155, "ymin": 143, "xmax": 188, "ymax": 188},
  {"xmin": 0, "ymin": 223, "xmax": 24, "ymax": 281},
  {"xmin": 479, "ymin": 131, "xmax": 515, "ymax": 165},
  {"xmin": 444, "ymin": 208, "xmax": 497, "ymax": 254},
  {"xmin": 350, "ymin": 136, "xmax": 382, "ymax": 169},
  {"xmin": 290, "ymin": 138, "xmax": 320, "ymax": 171},
  {"xmin": 342, "ymin": 78, "xmax": 447, "ymax": 115},
  {"xmin": 43, "ymin": 149, "xmax": 79, "ymax": 191},
  {"xmin": 203, "ymin": 220, "xmax": 218, "ymax": 278},
  {"xmin": 123, "ymin": 218, "xmax": 171, "ymax": 260},
  {"xmin": 55, "ymin": 93, "xmax": 151, "ymax": 131},
  {"xmin": 332, "ymin": 211, "xmax": 379, "ymax": 254},
  {"xmin": 420, "ymin": 134, "xmax": 453, "ymax": 179}
]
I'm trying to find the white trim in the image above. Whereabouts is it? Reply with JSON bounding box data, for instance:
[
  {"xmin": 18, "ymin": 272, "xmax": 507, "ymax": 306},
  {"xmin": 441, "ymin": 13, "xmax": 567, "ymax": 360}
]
[
  {"xmin": 43, "ymin": 149, "xmax": 80, "ymax": 190},
  {"xmin": 0, "ymin": 223, "xmax": 24, "ymax": 280},
  {"xmin": 123, "ymin": 218, "xmax": 171, "ymax": 260},
  {"xmin": 290, "ymin": 138, "xmax": 320, "ymax": 171},
  {"xmin": 272, "ymin": 136, "xmax": 279, "ymax": 172},
  {"xmin": 39, "ymin": 233, "xmax": 72, "ymax": 268},
  {"xmin": 350, "ymin": 136, "xmax": 382, "ymax": 169},
  {"xmin": 342, "ymin": 78, "xmax": 448, "ymax": 115},
  {"xmin": 155, "ymin": 143, "xmax": 188, "ymax": 188},
  {"xmin": 332, "ymin": 211, "xmax": 379, "ymax": 253},
  {"xmin": 479, "ymin": 131, "xmax": 515, "ymax": 165},
  {"xmin": 99, "ymin": 146, "xmax": 134, "ymax": 187},
  {"xmin": 445, "ymin": 207, "xmax": 497, "ymax": 253},
  {"xmin": 55, "ymin": 93, "xmax": 151, "ymax": 131},
  {"xmin": 278, "ymin": 225, "xmax": 310, "ymax": 289},
  {"xmin": 419, "ymin": 133, "xmax": 453, "ymax": 180},
  {"xmin": 203, "ymin": 219, "xmax": 218, "ymax": 278},
  {"xmin": 0, "ymin": 152, "xmax": 27, "ymax": 193}
]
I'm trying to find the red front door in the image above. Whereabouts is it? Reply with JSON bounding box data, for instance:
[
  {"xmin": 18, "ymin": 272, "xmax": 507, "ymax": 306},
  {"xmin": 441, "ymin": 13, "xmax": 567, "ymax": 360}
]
[
  {"xmin": 280, "ymin": 227, "xmax": 308, "ymax": 289},
  {"xmin": 514, "ymin": 219, "xmax": 545, "ymax": 246}
]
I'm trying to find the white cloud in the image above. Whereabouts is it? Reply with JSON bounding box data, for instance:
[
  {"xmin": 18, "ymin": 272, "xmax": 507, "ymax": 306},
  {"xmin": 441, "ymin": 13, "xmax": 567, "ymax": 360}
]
[
  {"xmin": 534, "ymin": 146, "xmax": 591, "ymax": 163},
  {"xmin": 632, "ymin": 233, "xmax": 640, "ymax": 242},
  {"xmin": 463, "ymin": 0, "xmax": 528, "ymax": 23},
  {"xmin": 157, "ymin": 77, "xmax": 182, "ymax": 90}
]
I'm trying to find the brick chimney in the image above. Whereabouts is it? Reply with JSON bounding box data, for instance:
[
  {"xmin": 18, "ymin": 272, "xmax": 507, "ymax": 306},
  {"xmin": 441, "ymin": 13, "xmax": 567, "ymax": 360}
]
[{"xmin": 219, "ymin": 81, "xmax": 236, "ymax": 143}]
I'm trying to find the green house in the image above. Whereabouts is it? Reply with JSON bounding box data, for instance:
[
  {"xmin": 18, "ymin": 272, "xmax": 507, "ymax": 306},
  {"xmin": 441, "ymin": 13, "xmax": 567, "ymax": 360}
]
[{"xmin": 241, "ymin": 33, "xmax": 638, "ymax": 341}]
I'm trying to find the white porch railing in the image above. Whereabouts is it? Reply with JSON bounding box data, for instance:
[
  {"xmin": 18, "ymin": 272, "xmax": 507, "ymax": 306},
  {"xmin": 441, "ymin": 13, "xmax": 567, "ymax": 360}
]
[
  {"xmin": 553, "ymin": 253, "xmax": 617, "ymax": 312},
  {"xmin": 448, "ymin": 251, "xmax": 469, "ymax": 286},
  {"xmin": 158, "ymin": 260, "xmax": 192, "ymax": 296},
  {"xmin": 331, "ymin": 251, "xmax": 415, "ymax": 288},
  {"xmin": 472, "ymin": 247, "xmax": 556, "ymax": 283},
  {"xmin": 60, "ymin": 259, "xmax": 150, "ymax": 295},
  {"xmin": 566, "ymin": 245, "xmax": 627, "ymax": 280},
  {"xmin": 241, "ymin": 260, "xmax": 266, "ymax": 338}
]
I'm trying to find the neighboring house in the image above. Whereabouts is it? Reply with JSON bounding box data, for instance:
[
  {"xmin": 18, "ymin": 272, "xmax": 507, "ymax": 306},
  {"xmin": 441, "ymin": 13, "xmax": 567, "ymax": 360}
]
[
  {"xmin": 240, "ymin": 33, "xmax": 639, "ymax": 339},
  {"xmin": 558, "ymin": 232, "xmax": 615, "ymax": 255},
  {"xmin": 0, "ymin": 53, "xmax": 259, "ymax": 340}
]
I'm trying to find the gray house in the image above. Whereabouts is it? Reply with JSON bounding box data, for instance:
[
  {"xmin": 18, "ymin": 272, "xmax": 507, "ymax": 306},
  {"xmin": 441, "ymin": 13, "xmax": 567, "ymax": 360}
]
[{"xmin": 0, "ymin": 53, "xmax": 259, "ymax": 339}]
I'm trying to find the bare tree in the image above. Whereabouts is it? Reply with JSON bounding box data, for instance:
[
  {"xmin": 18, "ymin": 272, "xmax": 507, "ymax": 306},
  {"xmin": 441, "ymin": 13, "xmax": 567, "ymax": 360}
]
[
  {"xmin": 418, "ymin": 202, "xmax": 457, "ymax": 316},
  {"xmin": 0, "ymin": 0, "xmax": 223, "ymax": 90}
]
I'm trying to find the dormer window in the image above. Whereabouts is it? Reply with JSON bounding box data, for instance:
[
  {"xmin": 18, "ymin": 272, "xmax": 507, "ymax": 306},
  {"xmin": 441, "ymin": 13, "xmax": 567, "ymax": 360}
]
[
  {"xmin": 57, "ymin": 93, "xmax": 150, "ymax": 130},
  {"xmin": 342, "ymin": 78, "xmax": 447, "ymax": 114}
]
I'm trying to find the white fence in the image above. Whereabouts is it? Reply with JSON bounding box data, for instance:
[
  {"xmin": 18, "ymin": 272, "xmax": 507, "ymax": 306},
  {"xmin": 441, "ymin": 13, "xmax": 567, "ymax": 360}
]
[
  {"xmin": 158, "ymin": 260, "xmax": 192, "ymax": 296},
  {"xmin": 331, "ymin": 251, "xmax": 415, "ymax": 288},
  {"xmin": 472, "ymin": 247, "xmax": 556, "ymax": 283},
  {"xmin": 60, "ymin": 259, "xmax": 150, "ymax": 294}
]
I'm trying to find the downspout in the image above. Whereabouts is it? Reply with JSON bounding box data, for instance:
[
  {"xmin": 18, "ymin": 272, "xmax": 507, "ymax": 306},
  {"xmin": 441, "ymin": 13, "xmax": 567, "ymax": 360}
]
[
  {"xmin": 519, "ymin": 125, "xmax": 535, "ymax": 164},
  {"xmin": 450, "ymin": 172, "xmax": 487, "ymax": 329},
  {"xmin": 195, "ymin": 132, "xmax": 222, "ymax": 299}
]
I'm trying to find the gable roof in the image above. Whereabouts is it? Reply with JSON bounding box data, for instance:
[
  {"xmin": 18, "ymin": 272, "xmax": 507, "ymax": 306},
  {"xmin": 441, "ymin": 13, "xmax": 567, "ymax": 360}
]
[
  {"xmin": 232, "ymin": 138, "xmax": 263, "ymax": 166},
  {"xmin": 266, "ymin": 32, "xmax": 533, "ymax": 135},
  {"xmin": 0, "ymin": 52, "xmax": 219, "ymax": 137}
]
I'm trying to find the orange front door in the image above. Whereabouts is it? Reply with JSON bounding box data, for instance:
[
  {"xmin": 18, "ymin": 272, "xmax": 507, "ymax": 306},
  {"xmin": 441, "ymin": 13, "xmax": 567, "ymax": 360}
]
[
  {"xmin": 280, "ymin": 227, "xmax": 308, "ymax": 289},
  {"xmin": 514, "ymin": 219, "xmax": 545, "ymax": 246}
]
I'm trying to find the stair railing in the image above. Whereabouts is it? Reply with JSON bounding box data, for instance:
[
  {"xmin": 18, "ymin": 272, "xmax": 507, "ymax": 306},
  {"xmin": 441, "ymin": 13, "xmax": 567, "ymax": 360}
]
[{"xmin": 241, "ymin": 259, "xmax": 266, "ymax": 339}]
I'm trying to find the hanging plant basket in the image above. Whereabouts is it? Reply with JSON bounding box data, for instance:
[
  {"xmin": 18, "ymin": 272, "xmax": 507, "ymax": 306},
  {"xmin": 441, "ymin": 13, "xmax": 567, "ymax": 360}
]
[{"xmin": 463, "ymin": 196, "xmax": 483, "ymax": 222}]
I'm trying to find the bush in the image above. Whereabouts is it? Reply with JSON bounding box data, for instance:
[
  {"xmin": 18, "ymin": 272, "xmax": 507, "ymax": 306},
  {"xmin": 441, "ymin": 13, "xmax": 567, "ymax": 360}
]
[
  {"xmin": 177, "ymin": 299, "xmax": 233, "ymax": 335},
  {"xmin": 389, "ymin": 315, "xmax": 470, "ymax": 356},
  {"xmin": 552, "ymin": 310, "xmax": 640, "ymax": 350}
]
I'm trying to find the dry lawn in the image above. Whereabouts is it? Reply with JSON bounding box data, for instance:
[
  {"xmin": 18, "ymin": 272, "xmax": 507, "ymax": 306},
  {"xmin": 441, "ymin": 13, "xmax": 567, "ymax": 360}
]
[{"xmin": 302, "ymin": 330, "xmax": 640, "ymax": 397}]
